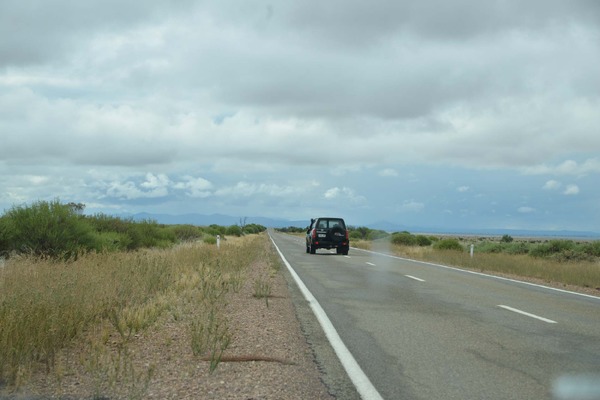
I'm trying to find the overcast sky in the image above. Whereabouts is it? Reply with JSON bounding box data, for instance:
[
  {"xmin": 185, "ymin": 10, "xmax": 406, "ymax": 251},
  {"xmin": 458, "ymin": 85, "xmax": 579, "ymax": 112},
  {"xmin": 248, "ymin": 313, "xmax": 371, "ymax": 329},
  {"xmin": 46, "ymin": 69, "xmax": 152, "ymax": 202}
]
[{"xmin": 1, "ymin": 0, "xmax": 599, "ymax": 232}]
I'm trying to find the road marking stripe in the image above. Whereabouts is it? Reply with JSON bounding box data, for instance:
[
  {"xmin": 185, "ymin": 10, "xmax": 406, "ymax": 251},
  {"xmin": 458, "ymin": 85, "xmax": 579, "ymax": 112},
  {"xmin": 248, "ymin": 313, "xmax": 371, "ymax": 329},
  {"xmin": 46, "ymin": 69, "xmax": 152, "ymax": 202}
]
[
  {"xmin": 366, "ymin": 262, "xmax": 376, "ymax": 266},
  {"xmin": 498, "ymin": 305, "xmax": 557, "ymax": 324},
  {"xmin": 405, "ymin": 275, "xmax": 425, "ymax": 282},
  {"xmin": 270, "ymin": 234, "xmax": 384, "ymax": 400}
]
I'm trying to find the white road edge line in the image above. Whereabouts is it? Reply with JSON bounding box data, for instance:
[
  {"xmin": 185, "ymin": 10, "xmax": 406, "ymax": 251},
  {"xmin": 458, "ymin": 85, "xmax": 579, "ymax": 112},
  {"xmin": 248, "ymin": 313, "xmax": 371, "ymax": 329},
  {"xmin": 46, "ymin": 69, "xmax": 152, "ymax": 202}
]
[
  {"xmin": 405, "ymin": 275, "xmax": 425, "ymax": 282},
  {"xmin": 270, "ymin": 234, "xmax": 384, "ymax": 400},
  {"xmin": 366, "ymin": 262, "xmax": 376, "ymax": 266},
  {"xmin": 498, "ymin": 305, "xmax": 557, "ymax": 324}
]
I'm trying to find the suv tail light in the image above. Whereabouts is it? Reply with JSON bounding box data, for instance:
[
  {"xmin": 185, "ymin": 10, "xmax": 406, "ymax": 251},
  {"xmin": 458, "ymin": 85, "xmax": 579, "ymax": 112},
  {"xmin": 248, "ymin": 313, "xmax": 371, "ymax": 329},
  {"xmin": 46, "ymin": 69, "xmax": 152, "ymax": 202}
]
[
  {"xmin": 345, "ymin": 229, "xmax": 349, "ymax": 240},
  {"xmin": 311, "ymin": 229, "xmax": 316, "ymax": 239}
]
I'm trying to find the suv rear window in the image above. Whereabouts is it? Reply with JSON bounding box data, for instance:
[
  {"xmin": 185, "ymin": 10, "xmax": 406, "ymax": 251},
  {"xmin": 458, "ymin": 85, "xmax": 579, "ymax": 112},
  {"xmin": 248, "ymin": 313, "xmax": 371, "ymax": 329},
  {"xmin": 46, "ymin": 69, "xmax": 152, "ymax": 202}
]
[{"xmin": 317, "ymin": 218, "xmax": 345, "ymax": 229}]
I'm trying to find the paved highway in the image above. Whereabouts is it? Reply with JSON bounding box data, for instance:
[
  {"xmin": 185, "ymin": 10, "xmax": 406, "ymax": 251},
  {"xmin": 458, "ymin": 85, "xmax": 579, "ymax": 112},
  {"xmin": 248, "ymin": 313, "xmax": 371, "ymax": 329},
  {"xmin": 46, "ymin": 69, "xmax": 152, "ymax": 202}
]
[{"xmin": 269, "ymin": 230, "xmax": 600, "ymax": 400}]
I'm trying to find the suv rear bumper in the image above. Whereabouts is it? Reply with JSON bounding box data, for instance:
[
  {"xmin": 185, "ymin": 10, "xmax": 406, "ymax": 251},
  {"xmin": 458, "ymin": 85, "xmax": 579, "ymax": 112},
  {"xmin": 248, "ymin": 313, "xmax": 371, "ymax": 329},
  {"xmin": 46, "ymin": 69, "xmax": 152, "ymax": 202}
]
[{"xmin": 311, "ymin": 240, "xmax": 348, "ymax": 250}]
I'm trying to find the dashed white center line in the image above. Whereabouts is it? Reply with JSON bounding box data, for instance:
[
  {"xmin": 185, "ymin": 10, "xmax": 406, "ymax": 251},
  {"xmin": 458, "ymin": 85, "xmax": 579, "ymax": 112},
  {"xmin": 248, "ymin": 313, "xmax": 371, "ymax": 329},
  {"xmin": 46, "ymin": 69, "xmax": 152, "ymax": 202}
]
[
  {"xmin": 405, "ymin": 275, "xmax": 425, "ymax": 282},
  {"xmin": 366, "ymin": 262, "xmax": 376, "ymax": 266},
  {"xmin": 498, "ymin": 305, "xmax": 557, "ymax": 324}
]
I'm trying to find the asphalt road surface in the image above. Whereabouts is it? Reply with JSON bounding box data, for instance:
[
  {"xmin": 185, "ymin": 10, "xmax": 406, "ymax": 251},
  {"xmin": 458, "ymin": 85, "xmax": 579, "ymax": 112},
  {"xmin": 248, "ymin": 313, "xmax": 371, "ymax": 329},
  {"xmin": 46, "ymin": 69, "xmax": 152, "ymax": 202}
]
[{"xmin": 269, "ymin": 231, "xmax": 600, "ymax": 400}]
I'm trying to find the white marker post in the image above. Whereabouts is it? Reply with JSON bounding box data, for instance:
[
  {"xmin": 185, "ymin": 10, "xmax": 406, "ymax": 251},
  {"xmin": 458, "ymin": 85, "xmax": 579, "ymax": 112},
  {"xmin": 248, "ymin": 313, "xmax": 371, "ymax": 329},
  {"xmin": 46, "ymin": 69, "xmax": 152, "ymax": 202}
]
[
  {"xmin": 216, "ymin": 235, "xmax": 221, "ymax": 249},
  {"xmin": 470, "ymin": 244, "xmax": 474, "ymax": 258}
]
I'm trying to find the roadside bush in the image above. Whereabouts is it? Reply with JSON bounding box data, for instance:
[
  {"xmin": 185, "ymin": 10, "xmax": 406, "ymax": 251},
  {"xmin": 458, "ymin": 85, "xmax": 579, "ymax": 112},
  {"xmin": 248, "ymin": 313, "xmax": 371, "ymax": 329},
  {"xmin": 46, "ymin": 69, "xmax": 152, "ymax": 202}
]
[
  {"xmin": 90, "ymin": 231, "xmax": 132, "ymax": 252},
  {"xmin": 477, "ymin": 241, "xmax": 531, "ymax": 255},
  {"xmin": 367, "ymin": 230, "xmax": 390, "ymax": 241},
  {"xmin": 0, "ymin": 216, "xmax": 10, "ymax": 256},
  {"xmin": 390, "ymin": 232, "xmax": 430, "ymax": 246},
  {"xmin": 242, "ymin": 224, "xmax": 266, "ymax": 235},
  {"xmin": 209, "ymin": 224, "xmax": 227, "ymax": 235},
  {"xmin": 203, "ymin": 235, "xmax": 218, "ymax": 245},
  {"xmin": 501, "ymin": 234, "xmax": 514, "ymax": 243},
  {"xmin": 529, "ymin": 240, "xmax": 575, "ymax": 258},
  {"xmin": 579, "ymin": 241, "xmax": 600, "ymax": 257},
  {"xmin": 86, "ymin": 213, "xmax": 131, "ymax": 234},
  {"xmin": 170, "ymin": 224, "xmax": 204, "ymax": 242},
  {"xmin": 126, "ymin": 220, "xmax": 177, "ymax": 249},
  {"xmin": 504, "ymin": 242, "xmax": 531, "ymax": 255},
  {"xmin": 225, "ymin": 225, "xmax": 242, "ymax": 237},
  {"xmin": 433, "ymin": 239, "xmax": 463, "ymax": 252},
  {"xmin": 349, "ymin": 231, "xmax": 363, "ymax": 240},
  {"xmin": 550, "ymin": 249, "xmax": 595, "ymax": 263},
  {"xmin": 477, "ymin": 242, "xmax": 505, "ymax": 253},
  {"xmin": 1, "ymin": 200, "xmax": 95, "ymax": 259},
  {"xmin": 415, "ymin": 235, "xmax": 432, "ymax": 246},
  {"xmin": 277, "ymin": 226, "xmax": 305, "ymax": 234},
  {"xmin": 391, "ymin": 232, "xmax": 418, "ymax": 246}
]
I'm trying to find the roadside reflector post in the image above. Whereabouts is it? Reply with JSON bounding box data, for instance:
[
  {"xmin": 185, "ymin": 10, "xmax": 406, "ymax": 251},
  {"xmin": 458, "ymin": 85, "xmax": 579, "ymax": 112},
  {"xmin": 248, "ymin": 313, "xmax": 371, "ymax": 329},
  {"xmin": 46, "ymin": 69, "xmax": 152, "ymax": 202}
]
[
  {"xmin": 470, "ymin": 244, "xmax": 474, "ymax": 258},
  {"xmin": 217, "ymin": 235, "xmax": 221, "ymax": 249}
]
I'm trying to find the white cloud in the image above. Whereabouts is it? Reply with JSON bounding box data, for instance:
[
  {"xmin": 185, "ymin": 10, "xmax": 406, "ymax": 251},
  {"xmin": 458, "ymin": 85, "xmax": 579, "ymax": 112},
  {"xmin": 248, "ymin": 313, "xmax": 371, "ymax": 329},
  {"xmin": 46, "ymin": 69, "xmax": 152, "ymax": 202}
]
[
  {"xmin": 563, "ymin": 184, "xmax": 580, "ymax": 195},
  {"xmin": 378, "ymin": 168, "xmax": 398, "ymax": 177},
  {"xmin": 215, "ymin": 182, "xmax": 301, "ymax": 198},
  {"xmin": 525, "ymin": 158, "xmax": 600, "ymax": 176},
  {"xmin": 323, "ymin": 187, "xmax": 366, "ymax": 204},
  {"xmin": 173, "ymin": 176, "xmax": 213, "ymax": 198},
  {"xmin": 106, "ymin": 180, "xmax": 168, "ymax": 200},
  {"xmin": 398, "ymin": 200, "xmax": 425, "ymax": 213},
  {"xmin": 457, "ymin": 186, "xmax": 470, "ymax": 193},
  {"xmin": 324, "ymin": 187, "xmax": 341, "ymax": 199},
  {"xmin": 140, "ymin": 173, "xmax": 170, "ymax": 189},
  {"xmin": 543, "ymin": 180, "xmax": 561, "ymax": 190}
]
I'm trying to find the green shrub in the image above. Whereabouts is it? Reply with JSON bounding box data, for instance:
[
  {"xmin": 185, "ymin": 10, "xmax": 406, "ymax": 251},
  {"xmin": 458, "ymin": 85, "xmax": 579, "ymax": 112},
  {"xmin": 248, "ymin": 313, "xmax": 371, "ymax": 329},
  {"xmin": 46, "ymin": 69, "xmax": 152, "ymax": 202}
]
[
  {"xmin": 277, "ymin": 226, "xmax": 306, "ymax": 234},
  {"xmin": 209, "ymin": 224, "xmax": 227, "ymax": 235},
  {"xmin": 349, "ymin": 231, "xmax": 363, "ymax": 240},
  {"xmin": 367, "ymin": 230, "xmax": 390, "ymax": 241},
  {"xmin": 504, "ymin": 242, "xmax": 530, "ymax": 255},
  {"xmin": 348, "ymin": 226, "xmax": 370, "ymax": 240},
  {"xmin": 170, "ymin": 225, "xmax": 204, "ymax": 242},
  {"xmin": 243, "ymin": 223, "xmax": 266, "ymax": 234},
  {"xmin": 0, "ymin": 216, "xmax": 11, "ymax": 256},
  {"xmin": 550, "ymin": 249, "xmax": 595, "ymax": 263},
  {"xmin": 126, "ymin": 220, "xmax": 177, "ymax": 250},
  {"xmin": 501, "ymin": 234, "xmax": 514, "ymax": 243},
  {"xmin": 86, "ymin": 213, "xmax": 132, "ymax": 234},
  {"xmin": 529, "ymin": 240, "xmax": 575, "ymax": 258},
  {"xmin": 433, "ymin": 239, "xmax": 463, "ymax": 251},
  {"xmin": 415, "ymin": 235, "xmax": 432, "ymax": 246},
  {"xmin": 391, "ymin": 232, "xmax": 418, "ymax": 246},
  {"xmin": 203, "ymin": 235, "xmax": 218, "ymax": 245},
  {"xmin": 90, "ymin": 231, "xmax": 132, "ymax": 252},
  {"xmin": 1, "ymin": 200, "xmax": 95, "ymax": 259},
  {"xmin": 225, "ymin": 225, "xmax": 242, "ymax": 237},
  {"xmin": 579, "ymin": 241, "xmax": 600, "ymax": 257}
]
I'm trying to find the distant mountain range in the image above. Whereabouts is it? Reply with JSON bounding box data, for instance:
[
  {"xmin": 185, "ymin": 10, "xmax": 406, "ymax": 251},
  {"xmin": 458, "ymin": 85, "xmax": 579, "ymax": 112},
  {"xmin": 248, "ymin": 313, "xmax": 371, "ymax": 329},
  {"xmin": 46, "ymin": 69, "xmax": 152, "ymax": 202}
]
[
  {"xmin": 126, "ymin": 212, "xmax": 308, "ymax": 229},
  {"xmin": 122, "ymin": 212, "xmax": 600, "ymax": 239}
]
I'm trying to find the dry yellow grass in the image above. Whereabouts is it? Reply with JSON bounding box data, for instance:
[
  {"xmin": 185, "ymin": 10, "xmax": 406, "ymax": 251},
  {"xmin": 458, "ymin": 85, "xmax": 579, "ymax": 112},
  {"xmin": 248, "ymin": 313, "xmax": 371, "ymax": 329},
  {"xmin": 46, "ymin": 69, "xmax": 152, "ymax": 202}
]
[
  {"xmin": 390, "ymin": 244, "xmax": 600, "ymax": 291},
  {"xmin": 0, "ymin": 235, "xmax": 264, "ymax": 393}
]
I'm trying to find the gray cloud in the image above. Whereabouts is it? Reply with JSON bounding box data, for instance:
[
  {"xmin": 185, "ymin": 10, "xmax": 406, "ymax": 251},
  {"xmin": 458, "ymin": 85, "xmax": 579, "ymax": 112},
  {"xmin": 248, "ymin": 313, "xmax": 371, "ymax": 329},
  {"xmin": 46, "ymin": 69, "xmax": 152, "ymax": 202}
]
[{"xmin": 1, "ymin": 0, "xmax": 599, "ymax": 230}]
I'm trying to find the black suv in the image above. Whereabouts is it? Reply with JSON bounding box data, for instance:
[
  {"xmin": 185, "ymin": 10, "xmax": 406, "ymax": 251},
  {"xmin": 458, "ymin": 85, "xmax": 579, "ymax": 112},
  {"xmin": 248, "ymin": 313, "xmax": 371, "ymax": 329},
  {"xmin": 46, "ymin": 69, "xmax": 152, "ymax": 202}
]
[{"xmin": 306, "ymin": 217, "xmax": 349, "ymax": 255}]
